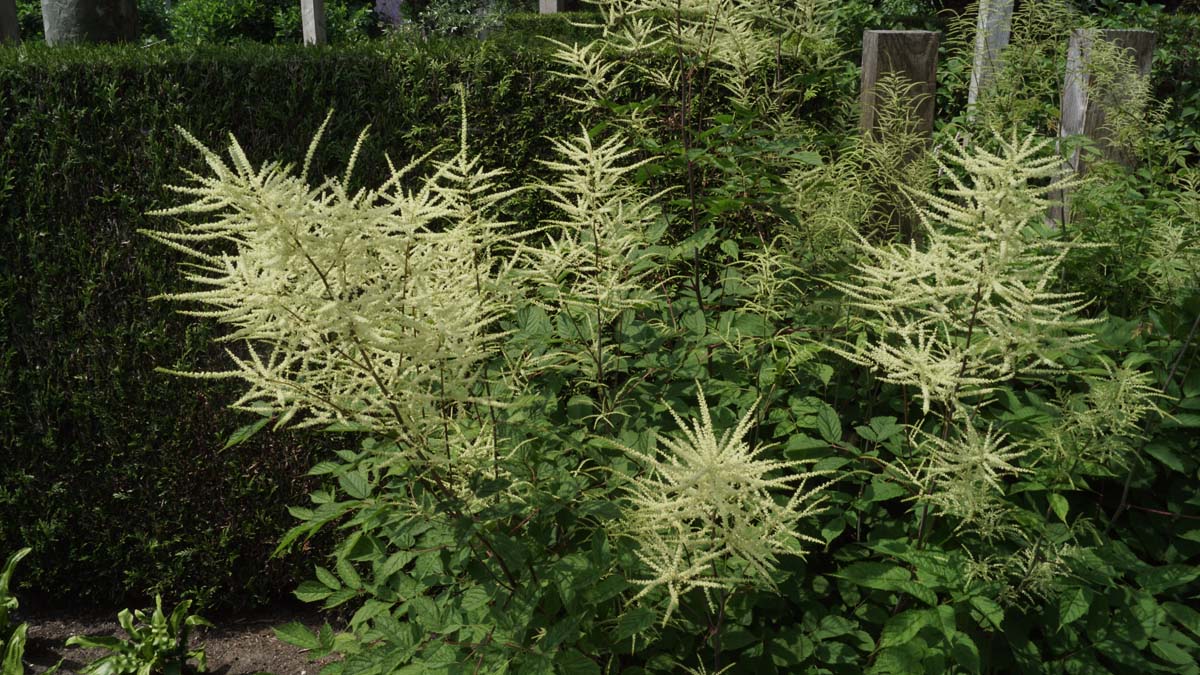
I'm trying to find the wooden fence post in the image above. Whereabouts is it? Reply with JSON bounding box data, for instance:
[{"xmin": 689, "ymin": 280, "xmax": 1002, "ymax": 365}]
[
  {"xmin": 858, "ymin": 30, "xmax": 940, "ymax": 140},
  {"xmin": 1051, "ymin": 28, "xmax": 1155, "ymax": 225},
  {"xmin": 859, "ymin": 30, "xmax": 939, "ymax": 241},
  {"xmin": 1, "ymin": 0, "xmax": 18, "ymax": 44},
  {"xmin": 968, "ymin": 0, "xmax": 1014, "ymax": 107},
  {"xmin": 302, "ymin": 0, "xmax": 326, "ymax": 45},
  {"xmin": 540, "ymin": 0, "xmax": 578, "ymax": 13}
]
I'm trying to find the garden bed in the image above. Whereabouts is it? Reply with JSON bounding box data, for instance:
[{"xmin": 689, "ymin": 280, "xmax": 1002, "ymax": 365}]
[{"xmin": 21, "ymin": 604, "xmax": 332, "ymax": 675}]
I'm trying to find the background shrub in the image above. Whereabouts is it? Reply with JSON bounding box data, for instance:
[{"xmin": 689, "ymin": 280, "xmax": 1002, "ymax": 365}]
[{"xmin": 0, "ymin": 38, "xmax": 580, "ymax": 610}]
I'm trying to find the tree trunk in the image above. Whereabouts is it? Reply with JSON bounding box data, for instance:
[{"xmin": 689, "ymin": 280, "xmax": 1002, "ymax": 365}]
[
  {"xmin": 1, "ymin": 0, "xmax": 19, "ymax": 44},
  {"xmin": 41, "ymin": 0, "xmax": 138, "ymax": 45}
]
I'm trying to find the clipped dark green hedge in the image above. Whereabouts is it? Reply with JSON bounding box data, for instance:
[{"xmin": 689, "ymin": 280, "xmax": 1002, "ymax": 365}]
[{"xmin": 0, "ymin": 38, "xmax": 582, "ymax": 610}]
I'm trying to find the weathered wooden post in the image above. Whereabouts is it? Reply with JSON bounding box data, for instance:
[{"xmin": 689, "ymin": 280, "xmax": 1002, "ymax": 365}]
[
  {"xmin": 1, "ymin": 0, "xmax": 19, "ymax": 44},
  {"xmin": 302, "ymin": 0, "xmax": 326, "ymax": 45},
  {"xmin": 968, "ymin": 0, "xmax": 1014, "ymax": 107},
  {"xmin": 859, "ymin": 30, "xmax": 940, "ymax": 140},
  {"xmin": 1051, "ymin": 28, "xmax": 1155, "ymax": 226},
  {"xmin": 1059, "ymin": 29, "xmax": 1155, "ymax": 171},
  {"xmin": 859, "ymin": 30, "xmax": 939, "ymax": 241},
  {"xmin": 540, "ymin": 0, "xmax": 579, "ymax": 13}
]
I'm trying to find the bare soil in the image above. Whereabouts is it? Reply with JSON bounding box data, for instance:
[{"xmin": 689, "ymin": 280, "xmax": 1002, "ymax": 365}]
[{"xmin": 21, "ymin": 603, "xmax": 337, "ymax": 675}]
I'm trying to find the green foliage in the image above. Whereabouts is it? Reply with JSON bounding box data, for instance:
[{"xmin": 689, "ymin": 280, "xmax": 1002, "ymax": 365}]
[
  {"xmin": 0, "ymin": 549, "xmax": 59, "ymax": 675},
  {"xmin": 168, "ymin": 0, "xmax": 375, "ymax": 45},
  {"xmin": 147, "ymin": 1, "xmax": 1200, "ymax": 667},
  {"xmin": 0, "ymin": 549, "xmax": 29, "ymax": 645},
  {"xmin": 0, "ymin": 40, "xmax": 581, "ymax": 610},
  {"xmin": 5, "ymin": 2, "xmax": 1200, "ymax": 674},
  {"xmin": 67, "ymin": 595, "xmax": 213, "ymax": 675}
]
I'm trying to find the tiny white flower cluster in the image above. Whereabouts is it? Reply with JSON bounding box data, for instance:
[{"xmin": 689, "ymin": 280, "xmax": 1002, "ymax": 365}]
[
  {"xmin": 831, "ymin": 132, "xmax": 1099, "ymax": 414},
  {"xmin": 617, "ymin": 384, "xmax": 832, "ymax": 622},
  {"xmin": 143, "ymin": 114, "xmax": 512, "ymax": 457}
]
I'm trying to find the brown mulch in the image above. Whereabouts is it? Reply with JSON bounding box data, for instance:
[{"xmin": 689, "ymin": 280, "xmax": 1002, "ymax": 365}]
[{"xmin": 20, "ymin": 603, "xmax": 338, "ymax": 675}]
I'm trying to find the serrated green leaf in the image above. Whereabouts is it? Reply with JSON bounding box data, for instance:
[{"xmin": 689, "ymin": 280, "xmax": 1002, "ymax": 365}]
[
  {"xmin": 682, "ymin": 310, "xmax": 706, "ymax": 336},
  {"xmin": 950, "ymin": 631, "xmax": 981, "ymax": 674},
  {"xmin": 969, "ymin": 596, "xmax": 1004, "ymax": 631},
  {"xmin": 315, "ymin": 566, "xmax": 340, "ymax": 590},
  {"xmin": 338, "ymin": 471, "xmax": 371, "ymax": 500},
  {"xmin": 349, "ymin": 600, "xmax": 390, "ymax": 629},
  {"xmin": 857, "ymin": 417, "xmax": 901, "ymax": 443},
  {"xmin": 816, "ymin": 404, "xmax": 841, "ymax": 443},
  {"xmin": 221, "ymin": 415, "xmax": 271, "ymax": 451},
  {"xmin": 1059, "ymin": 587, "xmax": 1090, "ymax": 629},
  {"xmin": 1164, "ymin": 412, "xmax": 1200, "ymax": 428},
  {"xmin": 413, "ymin": 552, "xmax": 443, "ymax": 580},
  {"xmin": 407, "ymin": 596, "xmax": 440, "ymax": 630},
  {"xmin": 307, "ymin": 461, "xmax": 341, "ymax": 476},
  {"xmin": 274, "ymin": 622, "xmax": 320, "ymax": 650},
  {"xmin": 869, "ymin": 642, "xmax": 924, "ymax": 675},
  {"xmin": 615, "ymin": 607, "xmax": 656, "ymax": 640},
  {"xmin": 378, "ymin": 551, "xmax": 415, "ymax": 582},
  {"xmin": 1144, "ymin": 443, "xmax": 1187, "ymax": 472},
  {"xmin": 821, "ymin": 515, "xmax": 846, "ymax": 544},
  {"xmin": 864, "ymin": 478, "xmax": 908, "ymax": 503},
  {"xmin": 295, "ymin": 580, "xmax": 335, "ymax": 603},
  {"xmin": 1138, "ymin": 565, "xmax": 1200, "ymax": 594},
  {"xmin": 556, "ymin": 650, "xmax": 602, "ymax": 675},
  {"xmin": 879, "ymin": 609, "xmax": 935, "ymax": 649},
  {"xmin": 895, "ymin": 581, "xmax": 938, "ymax": 606},
  {"xmin": 1165, "ymin": 602, "xmax": 1200, "ymax": 639},
  {"xmin": 1049, "ymin": 493, "xmax": 1069, "ymax": 523},
  {"xmin": 835, "ymin": 562, "xmax": 912, "ymax": 591},
  {"xmin": 1150, "ymin": 639, "xmax": 1194, "ymax": 666},
  {"xmin": 461, "ymin": 586, "xmax": 490, "ymax": 613},
  {"xmin": 336, "ymin": 557, "xmax": 362, "ymax": 590}
]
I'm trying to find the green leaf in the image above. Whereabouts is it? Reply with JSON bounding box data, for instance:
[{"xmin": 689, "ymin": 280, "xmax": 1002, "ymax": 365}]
[
  {"xmin": 1163, "ymin": 412, "xmax": 1200, "ymax": 428},
  {"xmin": 894, "ymin": 581, "xmax": 938, "ymax": 606},
  {"xmin": 2, "ymin": 624, "xmax": 27, "ymax": 674},
  {"xmin": 65, "ymin": 634, "xmax": 126, "ymax": 651},
  {"xmin": 307, "ymin": 461, "xmax": 342, "ymax": 476},
  {"xmin": 294, "ymin": 581, "xmax": 335, "ymax": 603},
  {"xmin": 460, "ymin": 586, "xmax": 490, "ymax": 613},
  {"xmin": 969, "ymin": 596, "xmax": 1004, "ymax": 631},
  {"xmin": 615, "ymin": 607, "xmax": 656, "ymax": 640},
  {"xmin": 879, "ymin": 609, "xmax": 935, "ymax": 649},
  {"xmin": 377, "ymin": 552, "xmax": 414, "ymax": 582},
  {"xmin": 338, "ymin": 471, "xmax": 371, "ymax": 500},
  {"xmin": 220, "ymin": 415, "xmax": 271, "ymax": 451},
  {"xmin": 786, "ymin": 434, "xmax": 828, "ymax": 452},
  {"xmin": 315, "ymin": 566, "xmax": 340, "ymax": 590},
  {"xmin": 335, "ymin": 557, "xmax": 362, "ymax": 591},
  {"xmin": 821, "ymin": 515, "xmax": 846, "ymax": 544},
  {"xmin": 349, "ymin": 600, "xmax": 390, "ymax": 629},
  {"xmin": 413, "ymin": 552, "xmax": 443, "ymax": 580},
  {"xmin": 408, "ymin": 596, "xmax": 441, "ymax": 632},
  {"xmin": 1137, "ymin": 565, "xmax": 1200, "ymax": 595},
  {"xmin": 1164, "ymin": 602, "xmax": 1200, "ymax": 639},
  {"xmin": 555, "ymin": 650, "xmax": 601, "ymax": 675},
  {"xmin": 950, "ymin": 631, "xmax": 981, "ymax": 674},
  {"xmin": 1144, "ymin": 443, "xmax": 1187, "ymax": 473},
  {"xmin": 835, "ymin": 562, "xmax": 912, "ymax": 591},
  {"xmin": 856, "ymin": 417, "xmax": 902, "ymax": 443},
  {"xmin": 274, "ymin": 622, "xmax": 320, "ymax": 650},
  {"xmin": 1049, "ymin": 493, "xmax": 1070, "ymax": 523},
  {"xmin": 816, "ymin": 403, "xmax": 841, "ymax": 444},
  {"xmin": 869, "ymin": 642, "xmax": 924, "ymax": 675},
  {"xmin": 1058, "ymin": 587, "xmax": 1090, "ymax": 629},
  {"xmin": 1150, "ymin": 639, "xmax": 1194, "ymax": 666},
  {"xmin": 864, "ymin": 478, "xmax": 908, "ymax": 503}
]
